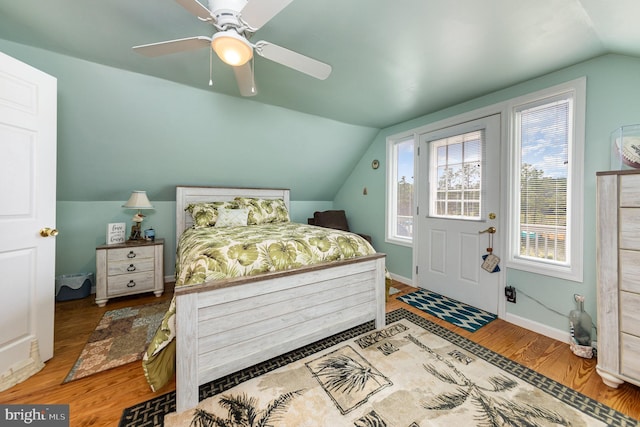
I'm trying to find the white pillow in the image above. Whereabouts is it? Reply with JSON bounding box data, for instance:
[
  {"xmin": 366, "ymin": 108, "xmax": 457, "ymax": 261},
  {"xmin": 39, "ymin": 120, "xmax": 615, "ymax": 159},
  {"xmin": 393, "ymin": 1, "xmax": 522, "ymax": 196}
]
[{"xmin": 214, "ymin": 207, "xmax": 249, "ymax": 228}]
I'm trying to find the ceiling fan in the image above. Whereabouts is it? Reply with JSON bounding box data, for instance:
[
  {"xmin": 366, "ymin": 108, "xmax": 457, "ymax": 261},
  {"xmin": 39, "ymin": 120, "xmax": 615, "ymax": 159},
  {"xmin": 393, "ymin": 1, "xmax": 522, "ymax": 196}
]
[{"xmin": 133, "ymin": 0, "xmax": 332, "ymax": 96}]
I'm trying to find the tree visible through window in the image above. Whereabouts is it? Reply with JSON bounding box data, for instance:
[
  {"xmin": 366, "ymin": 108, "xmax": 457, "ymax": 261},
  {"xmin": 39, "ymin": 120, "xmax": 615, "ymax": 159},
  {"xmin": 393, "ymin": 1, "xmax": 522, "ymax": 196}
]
[{"xmin": 396, "ymin": 175, "xmax": 413, "ymax": 238}]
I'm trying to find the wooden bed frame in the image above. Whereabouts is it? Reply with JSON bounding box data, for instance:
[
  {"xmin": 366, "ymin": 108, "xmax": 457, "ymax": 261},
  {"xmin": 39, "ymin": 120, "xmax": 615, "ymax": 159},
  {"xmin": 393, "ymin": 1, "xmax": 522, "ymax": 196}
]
[{"xmin": 173, "ymin": 186, "xmax": 387, "ymax": 412}]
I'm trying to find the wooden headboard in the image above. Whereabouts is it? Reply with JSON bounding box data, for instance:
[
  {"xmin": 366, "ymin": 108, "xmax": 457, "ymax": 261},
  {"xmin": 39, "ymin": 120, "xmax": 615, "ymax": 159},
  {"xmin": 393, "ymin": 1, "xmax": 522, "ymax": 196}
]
[{"xmin": 175, "ymin": 186, "xmax": 291, "ymax": 242}]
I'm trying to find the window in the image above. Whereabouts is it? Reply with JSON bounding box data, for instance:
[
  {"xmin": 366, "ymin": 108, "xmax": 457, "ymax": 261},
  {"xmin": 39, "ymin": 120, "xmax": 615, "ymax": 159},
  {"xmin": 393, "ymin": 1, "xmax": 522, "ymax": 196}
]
[
  {"xmin": 507, "ymin": 78, "xmax": 585, "ymax": 281},
  {"xmin": 386, "ymin": 135, "xmax": 415, "ymax": 245},
  {"xmin": 430, "ymin": 130, "xmax": 483, "ymax": 220}
]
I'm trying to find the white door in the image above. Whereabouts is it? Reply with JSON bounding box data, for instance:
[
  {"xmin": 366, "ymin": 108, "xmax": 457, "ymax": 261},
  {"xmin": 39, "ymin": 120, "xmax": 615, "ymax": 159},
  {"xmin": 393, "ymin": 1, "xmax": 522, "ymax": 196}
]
[
  {"xmin": 416, "ymin": 114, "xmax": 501, "ymax": 313},
  {"xmin": 0, "ymin": 52, "xmax": 57, "ymax": 388}
]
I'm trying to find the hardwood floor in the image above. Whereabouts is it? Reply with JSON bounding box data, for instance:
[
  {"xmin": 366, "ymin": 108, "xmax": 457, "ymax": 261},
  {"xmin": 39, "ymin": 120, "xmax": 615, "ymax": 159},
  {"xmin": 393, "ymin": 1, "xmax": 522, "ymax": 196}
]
[{"xmin": 1, "ymin": 281, "xmax": 638, "ymax": 426}]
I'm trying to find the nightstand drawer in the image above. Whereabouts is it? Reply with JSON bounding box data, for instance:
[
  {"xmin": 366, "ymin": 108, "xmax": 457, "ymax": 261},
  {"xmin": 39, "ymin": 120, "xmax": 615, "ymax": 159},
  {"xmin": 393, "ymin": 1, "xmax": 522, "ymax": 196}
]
[
  {"xmin": 107, "ymin": 258, "xmax": 155, "ymax": 276},
  {"xmin": 107, "ymin": 271, "xmax": 155, "ymax": 295},
  {"xmin": 107, "ymin": 245, "xmax": 155, "ymax": 262}
]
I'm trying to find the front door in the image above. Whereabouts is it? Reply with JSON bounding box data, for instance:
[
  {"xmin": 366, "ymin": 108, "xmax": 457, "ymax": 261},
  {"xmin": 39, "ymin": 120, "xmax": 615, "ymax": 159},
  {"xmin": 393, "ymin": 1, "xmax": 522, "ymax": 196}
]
[
  {"xmin": 416, "ymin": 114, "xmax": 501, "ymax": 313},
  {"xmin": 0, "ymin": 51, "xmax": 57, "ymax": 389}
]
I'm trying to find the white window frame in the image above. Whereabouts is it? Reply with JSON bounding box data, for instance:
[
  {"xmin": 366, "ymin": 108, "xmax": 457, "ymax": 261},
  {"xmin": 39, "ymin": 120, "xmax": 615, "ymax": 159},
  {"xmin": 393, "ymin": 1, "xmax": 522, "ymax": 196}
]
[
  {"xmin": 505, "ymin": 78, "xmax": 585, "ymax": 282},
  {"xmin": 386, "ymin": 133, "xmax": 415, "ymax": 247}
]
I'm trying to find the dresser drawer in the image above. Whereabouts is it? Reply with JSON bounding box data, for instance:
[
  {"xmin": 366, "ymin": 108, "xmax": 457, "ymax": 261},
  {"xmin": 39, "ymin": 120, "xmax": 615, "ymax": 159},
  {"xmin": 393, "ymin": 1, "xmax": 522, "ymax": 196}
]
[
  {"xmin": 620, "ymin": 250, "xmax": 640, "ymax": 294},
  {"xmin": 621, "ymin": 332, "xmax": 640, "ymax": 381},
  {"xmin": 107, "ymin": 271, "xmax": 155, "ymax": 295},
  {"xmin": 620, "ymin": 208, "xmax": 640, "ymax": 250},
  {"xmin": 107, "ymin": 258, "xmax": 155, "ymax": 276},
  {"xmin": 107, "ymin": 245, "xmax": 155, "ymax": 262},
  {"xmin": 620, "ymin": 174, "xmax": 640, "ymax": 207},
  {"xmin": 620, "ymin": 291, "xmax": 640, "ymax": 337}
]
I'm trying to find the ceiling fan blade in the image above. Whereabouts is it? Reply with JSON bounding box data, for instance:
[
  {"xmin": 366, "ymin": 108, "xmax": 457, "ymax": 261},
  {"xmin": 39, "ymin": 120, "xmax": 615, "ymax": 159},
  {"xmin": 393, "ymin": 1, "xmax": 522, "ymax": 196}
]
[
  {"xmin": 233, "ymin": 62, "xmax": 257, "ymax": 96},
  {"xmin": 133, "ymin": 36, "xmax": 211, "ymax": 57},
  {"xmin": 175, "ymin": 0, "xmax": 212, "ymax": 20},
  {"xmin": 240, "ymin": 0, "xmax": 294, "ymax": 30},
  {"xmin": 255, "ymin": 41, "xmax": 332, "ymax": 80}
]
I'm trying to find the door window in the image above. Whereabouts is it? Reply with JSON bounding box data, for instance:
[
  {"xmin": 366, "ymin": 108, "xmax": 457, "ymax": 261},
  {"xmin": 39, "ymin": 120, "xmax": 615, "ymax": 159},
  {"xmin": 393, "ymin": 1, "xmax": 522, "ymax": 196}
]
[{"xmin": 430, "ymin": 130, "xmax": 484, "ymax": 220}]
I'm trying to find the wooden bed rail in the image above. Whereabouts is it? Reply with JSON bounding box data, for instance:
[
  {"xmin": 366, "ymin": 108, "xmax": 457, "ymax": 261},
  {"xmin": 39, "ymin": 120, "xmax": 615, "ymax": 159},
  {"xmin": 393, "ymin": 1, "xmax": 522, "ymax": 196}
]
[{"xmin": 175, "ymin": 253, "xmax": 387, "ymax": 412}]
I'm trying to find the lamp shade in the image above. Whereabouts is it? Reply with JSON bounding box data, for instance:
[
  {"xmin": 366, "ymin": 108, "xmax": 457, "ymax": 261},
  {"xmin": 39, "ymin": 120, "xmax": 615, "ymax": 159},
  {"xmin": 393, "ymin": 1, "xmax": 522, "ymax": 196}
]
[
  {"xmin": 122, "ymin": 191, "xmax": 154, "ymax": 210},
  {"xmin": 211, "ymin": 30, "xmax": 253, "ymax": 66}
]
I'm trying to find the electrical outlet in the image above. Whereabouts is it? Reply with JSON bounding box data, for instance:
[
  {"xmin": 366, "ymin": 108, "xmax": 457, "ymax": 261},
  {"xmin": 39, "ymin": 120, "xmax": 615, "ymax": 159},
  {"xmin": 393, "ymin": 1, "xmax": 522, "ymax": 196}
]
[{"xmin": 505, "ymin": 286, "xmax": 516, "ymax": 303}]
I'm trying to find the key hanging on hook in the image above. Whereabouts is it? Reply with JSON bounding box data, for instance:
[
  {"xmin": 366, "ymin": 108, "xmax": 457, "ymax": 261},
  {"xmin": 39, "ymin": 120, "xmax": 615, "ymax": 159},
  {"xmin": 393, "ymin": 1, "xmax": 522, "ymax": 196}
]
[{"xmin": 481, "ymin": 228, "xmax": 500, "ymax": 273}]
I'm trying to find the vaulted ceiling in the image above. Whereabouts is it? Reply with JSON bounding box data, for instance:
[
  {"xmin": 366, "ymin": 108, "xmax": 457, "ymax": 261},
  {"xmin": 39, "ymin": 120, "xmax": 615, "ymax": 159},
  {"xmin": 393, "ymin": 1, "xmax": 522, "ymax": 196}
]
[{"xmin": 1, "ymin": 0, "xmax": 640, "ymax": 128}]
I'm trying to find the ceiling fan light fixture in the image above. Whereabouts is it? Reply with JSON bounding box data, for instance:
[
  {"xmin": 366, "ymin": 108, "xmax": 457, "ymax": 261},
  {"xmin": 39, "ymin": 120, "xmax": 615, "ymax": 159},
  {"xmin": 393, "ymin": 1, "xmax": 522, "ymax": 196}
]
[{"xmin": 211, "ymin": 31, "xmax": 253, "ymax": 66}]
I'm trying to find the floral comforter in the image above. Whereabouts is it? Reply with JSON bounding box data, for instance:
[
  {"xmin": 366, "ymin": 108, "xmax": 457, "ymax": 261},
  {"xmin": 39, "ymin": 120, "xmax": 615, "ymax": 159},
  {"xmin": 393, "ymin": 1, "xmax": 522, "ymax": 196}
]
[
  {"xmin": 175, "ymin": 222, "xmax": 377, "ymax": 287},
  {"xmin": 143, "ymin": 222, "xmax": 381, "ymax": 391}
]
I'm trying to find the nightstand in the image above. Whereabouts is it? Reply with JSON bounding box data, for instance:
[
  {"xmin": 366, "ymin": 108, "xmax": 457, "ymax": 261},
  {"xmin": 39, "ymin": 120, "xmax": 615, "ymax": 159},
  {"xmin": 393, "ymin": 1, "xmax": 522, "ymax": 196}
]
[{"xmin": 95, "ymin": 239, "xmax": 164, "ymax": 307}]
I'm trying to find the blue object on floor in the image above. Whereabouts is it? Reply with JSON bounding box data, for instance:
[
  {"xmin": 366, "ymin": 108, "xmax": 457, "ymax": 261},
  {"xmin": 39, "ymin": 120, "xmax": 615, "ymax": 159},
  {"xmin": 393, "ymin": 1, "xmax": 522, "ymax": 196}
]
[{"xmin": 398, "ymin": 288, "xmax": 497, "ymax": 332}]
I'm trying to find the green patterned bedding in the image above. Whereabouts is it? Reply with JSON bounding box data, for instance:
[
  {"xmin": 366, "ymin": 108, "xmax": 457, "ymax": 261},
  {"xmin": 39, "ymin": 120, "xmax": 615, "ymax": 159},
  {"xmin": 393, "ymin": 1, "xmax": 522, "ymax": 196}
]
[
  {"xmin": 143, "ymin": 221, "xmax": 382, "ymax": 392},
  {"xmin": 175, "ymin": 222, "xmax": 377, "ymax": 287}
]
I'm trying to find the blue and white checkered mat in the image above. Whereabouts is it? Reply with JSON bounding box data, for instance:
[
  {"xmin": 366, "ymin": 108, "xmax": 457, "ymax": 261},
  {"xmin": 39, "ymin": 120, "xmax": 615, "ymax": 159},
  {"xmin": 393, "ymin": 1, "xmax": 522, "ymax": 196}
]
[{"xmin": 398, "ymin": 288, "xmax": 497, "ymax": 332}]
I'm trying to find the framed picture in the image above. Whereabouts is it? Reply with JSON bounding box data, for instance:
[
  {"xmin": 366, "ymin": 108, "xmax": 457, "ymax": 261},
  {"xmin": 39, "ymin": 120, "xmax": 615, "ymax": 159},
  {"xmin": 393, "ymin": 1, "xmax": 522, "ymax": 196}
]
[{"xmin": 107, "ymin": 222, "xmax": 126, "ymax": 245}]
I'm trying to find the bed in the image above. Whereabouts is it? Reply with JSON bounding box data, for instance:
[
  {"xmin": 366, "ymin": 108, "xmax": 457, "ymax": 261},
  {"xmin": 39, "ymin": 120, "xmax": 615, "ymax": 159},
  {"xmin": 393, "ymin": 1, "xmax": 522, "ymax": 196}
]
[{"xmin": 152, "ymin": 186, "xmax": 387, "ymax": 412}]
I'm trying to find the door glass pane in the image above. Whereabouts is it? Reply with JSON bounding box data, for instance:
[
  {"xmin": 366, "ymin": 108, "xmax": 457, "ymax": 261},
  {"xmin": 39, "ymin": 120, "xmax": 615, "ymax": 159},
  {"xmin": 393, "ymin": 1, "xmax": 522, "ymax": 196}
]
[{"xmin": 430, "ymin": 130, "xmax": 484, "ymax": 220}]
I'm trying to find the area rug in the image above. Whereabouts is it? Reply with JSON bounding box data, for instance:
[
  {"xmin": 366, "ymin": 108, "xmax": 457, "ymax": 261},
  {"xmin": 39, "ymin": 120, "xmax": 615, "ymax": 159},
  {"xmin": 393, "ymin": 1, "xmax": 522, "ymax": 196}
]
[
  {"xmin": 64, "ymin": 300, "xmax": 171, "ymax": 383},
  {"xmin": 119, "ymin": 309, "xmax": 636, "ymax": 427},
  {"xmin": 398, "ymin": 288, "xmax": 497, "ymax": 332}
]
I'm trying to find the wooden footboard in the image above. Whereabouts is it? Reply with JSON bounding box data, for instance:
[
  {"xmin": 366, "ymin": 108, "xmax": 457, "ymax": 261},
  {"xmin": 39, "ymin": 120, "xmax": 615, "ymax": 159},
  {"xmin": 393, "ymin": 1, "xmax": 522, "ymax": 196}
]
[{"xmin": 174, "ymin": 253, "xmax": 386, "ymax": 412}]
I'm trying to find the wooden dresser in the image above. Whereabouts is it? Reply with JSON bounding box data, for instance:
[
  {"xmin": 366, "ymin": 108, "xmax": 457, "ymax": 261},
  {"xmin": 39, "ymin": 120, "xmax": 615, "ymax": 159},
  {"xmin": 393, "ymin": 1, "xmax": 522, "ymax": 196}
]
[
  {"xmin": 596, "ymin": 171, "xmax": 640, "ymax": 388},
  {"xmin": 95, "ymin": 239, "xmax": 164, "ymax": 307}
]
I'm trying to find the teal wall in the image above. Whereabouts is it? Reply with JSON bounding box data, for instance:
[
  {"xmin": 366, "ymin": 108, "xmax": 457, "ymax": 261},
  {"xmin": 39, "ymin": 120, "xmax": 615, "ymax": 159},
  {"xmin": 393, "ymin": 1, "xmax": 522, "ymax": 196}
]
[
  {"xmin": 0, "ymin": 39, "xmax": 374, "ymax": 278},
  {"xmin": 55, "ymin": 200, "xmax": 331, "ymax": 277},
  {"xmin": 3, "ymin": 35, "xmax": 640, "ymax": 337},
  {"xmin": 335, "ymin": 53, "xmax": 640, "ymax": 336}
]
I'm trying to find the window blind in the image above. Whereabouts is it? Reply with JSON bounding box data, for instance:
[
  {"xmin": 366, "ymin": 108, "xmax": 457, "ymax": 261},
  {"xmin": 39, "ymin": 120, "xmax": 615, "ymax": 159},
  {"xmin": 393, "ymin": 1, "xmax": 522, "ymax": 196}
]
[{"xmin": 518, "ymin": 98, "xmax": 570, "ymax": 262}]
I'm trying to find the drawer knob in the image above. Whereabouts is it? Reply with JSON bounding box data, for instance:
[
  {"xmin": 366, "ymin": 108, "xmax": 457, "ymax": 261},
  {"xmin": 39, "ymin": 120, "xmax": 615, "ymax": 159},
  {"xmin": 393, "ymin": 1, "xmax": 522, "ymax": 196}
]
[
  {"xmin": 127, "ymin": 264, "xmax": 136, "ymax": 272},
  {"xmin": 127, "ymin": 251, "xmax": 136, "ymax": 259},
  {"xmin": 127, "ymin": 280, "xmax": 136, "ymax": 288}
]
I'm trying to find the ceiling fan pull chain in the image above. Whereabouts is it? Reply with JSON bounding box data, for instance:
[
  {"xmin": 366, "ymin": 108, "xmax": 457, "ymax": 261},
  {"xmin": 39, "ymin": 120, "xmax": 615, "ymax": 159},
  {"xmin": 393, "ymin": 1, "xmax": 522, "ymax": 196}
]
[
  {"xmin": 251, "ymin": 57, "xmax": 256, "ymax": 94},
  {"xmin": 209, "ymin": 48, "xmax": 214, "ymax": 87}
]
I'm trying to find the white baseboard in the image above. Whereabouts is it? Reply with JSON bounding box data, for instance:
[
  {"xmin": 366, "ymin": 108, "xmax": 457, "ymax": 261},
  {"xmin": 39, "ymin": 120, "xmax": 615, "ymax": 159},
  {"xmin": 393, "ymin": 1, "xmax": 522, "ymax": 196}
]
[
  {"xmin": 504, "ymin": 312, "xmax": 570, "ymax": 343},
  {"xmin": 389, "ymin": 272, "xmax": 413, "ymax": 286}
]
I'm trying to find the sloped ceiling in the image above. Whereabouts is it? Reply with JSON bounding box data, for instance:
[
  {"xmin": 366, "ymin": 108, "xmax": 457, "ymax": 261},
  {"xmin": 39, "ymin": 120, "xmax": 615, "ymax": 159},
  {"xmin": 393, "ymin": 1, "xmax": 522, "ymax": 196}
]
[{"xmin": 1, "ymin": 0, "xmax": 640, "ymax": 129}]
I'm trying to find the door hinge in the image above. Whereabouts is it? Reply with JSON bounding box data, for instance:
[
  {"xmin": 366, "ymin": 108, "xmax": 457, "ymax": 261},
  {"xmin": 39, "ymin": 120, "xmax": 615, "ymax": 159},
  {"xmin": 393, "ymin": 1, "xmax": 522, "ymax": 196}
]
[
  {"xmin": 416, "ymin": 206, "xmax": 419, "ymax": 215},
  {"xmin": 415, "ymin": 265, "xmax": 419, "ymax": 275},
  {"xmin": 417, "ymin": 146, "xmax": 420, "ymax": 156}
]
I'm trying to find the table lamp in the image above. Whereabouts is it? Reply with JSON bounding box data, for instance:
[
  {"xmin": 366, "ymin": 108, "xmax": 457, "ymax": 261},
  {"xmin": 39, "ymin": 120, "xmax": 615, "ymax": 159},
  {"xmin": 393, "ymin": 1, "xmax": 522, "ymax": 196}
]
[{"xmin": 122, "ymin": 190, "xmax": 154, "ymax": 242}]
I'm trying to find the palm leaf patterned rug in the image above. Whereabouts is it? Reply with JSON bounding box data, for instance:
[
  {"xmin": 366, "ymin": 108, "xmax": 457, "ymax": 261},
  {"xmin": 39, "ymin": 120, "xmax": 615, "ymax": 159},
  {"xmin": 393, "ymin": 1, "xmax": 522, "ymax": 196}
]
[{"xmin": 120, "ymin": 309, "xmax": 636, "ymax": 427}]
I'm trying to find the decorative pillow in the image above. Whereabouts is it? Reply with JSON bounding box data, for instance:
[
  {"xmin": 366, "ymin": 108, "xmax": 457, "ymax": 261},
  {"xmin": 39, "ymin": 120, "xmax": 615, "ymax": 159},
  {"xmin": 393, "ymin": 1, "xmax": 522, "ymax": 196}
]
[
  {"xmin": 235, "ymin": 197, "xmax": 290, "ymax": 225},
  {"xmin": 214, "ymin": 207, "xmax": 249, "ymax": 228},
  {"xmin": 185, "ymin": 201, "xmax": 240, "ymax": 227}
]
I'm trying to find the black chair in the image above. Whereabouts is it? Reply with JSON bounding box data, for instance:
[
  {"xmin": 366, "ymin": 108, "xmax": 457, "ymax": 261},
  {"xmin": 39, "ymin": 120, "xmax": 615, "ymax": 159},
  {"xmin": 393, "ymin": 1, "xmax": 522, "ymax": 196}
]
[{"xmin": 307, "ymin": 210, "xmax": 372, "ymax": 245}]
